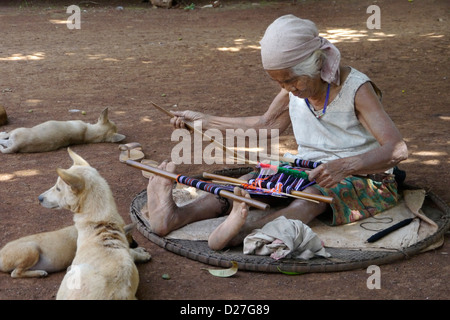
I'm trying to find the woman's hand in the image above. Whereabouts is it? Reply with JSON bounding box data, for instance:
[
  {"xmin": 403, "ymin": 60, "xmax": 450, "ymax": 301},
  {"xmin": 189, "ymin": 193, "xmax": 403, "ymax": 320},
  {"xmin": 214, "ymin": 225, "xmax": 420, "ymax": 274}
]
[
  {"xmin": 170, "ymin": 110, "xmax": 207, "ymax": 129},
  {"xmin": 307, "ymin": 159, "xmax": 354, "ymax": 188}
]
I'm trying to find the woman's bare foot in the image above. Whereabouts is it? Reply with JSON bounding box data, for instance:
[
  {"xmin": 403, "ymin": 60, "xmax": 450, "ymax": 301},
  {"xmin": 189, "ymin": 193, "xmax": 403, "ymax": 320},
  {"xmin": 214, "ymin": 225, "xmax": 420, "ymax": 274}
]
[
  {"xmin": 208, "ymin": 187, "xmax": 250, "ymax": 251},
  {"xmin": 145, "ymin": 161, "xmax": 178, "ymax": 236}
]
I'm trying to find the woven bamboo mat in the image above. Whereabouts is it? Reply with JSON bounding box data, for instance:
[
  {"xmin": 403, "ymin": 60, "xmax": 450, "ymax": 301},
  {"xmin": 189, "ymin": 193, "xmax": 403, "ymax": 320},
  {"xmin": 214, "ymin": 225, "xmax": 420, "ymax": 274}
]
[{"xmin": 130, "ymin": 167, "xmax": 450, "ymax": 273}]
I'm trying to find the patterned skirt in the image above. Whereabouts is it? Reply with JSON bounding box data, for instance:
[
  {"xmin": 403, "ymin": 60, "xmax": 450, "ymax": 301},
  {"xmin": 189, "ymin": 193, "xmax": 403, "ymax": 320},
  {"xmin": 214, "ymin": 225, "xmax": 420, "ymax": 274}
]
[{"xmin": 314, "ymin": 175, "xmax": 399, "ymax": 226}]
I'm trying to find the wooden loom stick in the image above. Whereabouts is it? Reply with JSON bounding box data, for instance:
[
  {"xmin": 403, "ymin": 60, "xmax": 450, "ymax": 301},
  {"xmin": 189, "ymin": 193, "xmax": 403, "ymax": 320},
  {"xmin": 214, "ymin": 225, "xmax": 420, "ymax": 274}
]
[
  {"xmin": 150, "ymin": 101, "xmax": 321, "ymax": 167},
  {"xmin": 125, "ymin": 160, "xmax": 270, "ymax": 211},
  {"xmin": 203, "ymin": 172, "xmax": 334, "ymax": 204},
  {"xmin": 150, "ymin": 101, "xmax": 253, "ymax": 165},
  {"xmin": 150, "ymin": 101, "xmax": 303, "ymax": 165}
]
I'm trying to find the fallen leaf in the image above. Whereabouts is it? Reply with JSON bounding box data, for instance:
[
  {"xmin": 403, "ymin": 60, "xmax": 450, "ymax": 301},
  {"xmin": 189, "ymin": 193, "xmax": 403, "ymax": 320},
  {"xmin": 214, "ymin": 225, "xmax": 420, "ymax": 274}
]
[
  {"xmin": 277, "ymin": 266, "xmax": 305, "ymax": 275},
  {"xmin": 162, "ymin": 273, "xmax": 171, "ymax": 280},
  {"xmin": 203, "ymin": 261, "xmax": 238, "ymax": 277}
]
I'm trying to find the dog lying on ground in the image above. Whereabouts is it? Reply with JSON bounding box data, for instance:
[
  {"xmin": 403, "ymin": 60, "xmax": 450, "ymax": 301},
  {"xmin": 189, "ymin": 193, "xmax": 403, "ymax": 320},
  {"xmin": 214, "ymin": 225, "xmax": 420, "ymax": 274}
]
[
  {"xmin": 0, "ymin": 107, "xmax": 125, "ymax": 153},
  {"xmin": 38, "ymin": 148, "xmax": 151, "ymax": 299},
  {"xmin": 0, "ymin": 226, "xmax": 77, "ymax": 278},
  {"xmin": 0, "ymin": 224, "xmax": 138, "ymax": 279}
]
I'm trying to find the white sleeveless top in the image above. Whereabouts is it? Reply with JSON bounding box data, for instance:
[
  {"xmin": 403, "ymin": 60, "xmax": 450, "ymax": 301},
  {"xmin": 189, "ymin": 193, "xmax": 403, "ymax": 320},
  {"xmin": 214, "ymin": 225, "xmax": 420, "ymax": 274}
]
[{"xmin": 286, "ymin": 67, "xmax": 380, "ymax": 163}]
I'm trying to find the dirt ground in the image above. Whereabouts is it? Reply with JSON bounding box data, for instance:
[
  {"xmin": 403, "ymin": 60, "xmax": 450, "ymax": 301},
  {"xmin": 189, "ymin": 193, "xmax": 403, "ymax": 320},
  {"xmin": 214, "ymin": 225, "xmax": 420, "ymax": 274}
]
[{"xmin": 0, "ymin": 0, "xmax": 448, "ymax": 302}]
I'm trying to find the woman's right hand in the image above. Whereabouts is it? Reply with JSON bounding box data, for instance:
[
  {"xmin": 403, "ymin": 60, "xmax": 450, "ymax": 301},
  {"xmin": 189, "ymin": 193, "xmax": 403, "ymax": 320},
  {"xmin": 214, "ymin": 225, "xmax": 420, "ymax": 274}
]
[{"xmin": 170, "ymin": 110, "xmax": 207, "ymax": 129}]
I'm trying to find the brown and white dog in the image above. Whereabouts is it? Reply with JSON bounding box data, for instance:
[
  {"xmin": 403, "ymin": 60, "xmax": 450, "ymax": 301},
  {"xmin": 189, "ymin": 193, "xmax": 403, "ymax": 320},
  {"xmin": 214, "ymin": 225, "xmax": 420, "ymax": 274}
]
[
  {"xmin": 38, "ymin": 148, "xmax": 151, "ymax": 300},
  {"xmin": 0, "ymin": 107, "xmax": 125, "ymax": 153},
  {"xmin": 0, "ymin": 224, "xmax": 138, "ymax": 278}
]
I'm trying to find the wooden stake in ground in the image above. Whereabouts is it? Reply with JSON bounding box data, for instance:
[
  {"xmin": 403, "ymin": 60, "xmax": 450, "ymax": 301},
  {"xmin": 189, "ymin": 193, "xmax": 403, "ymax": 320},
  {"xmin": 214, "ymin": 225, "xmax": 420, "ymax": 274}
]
[{"xmin": 0, "ymin": 105, "xmax": 8, "ymax": 126}]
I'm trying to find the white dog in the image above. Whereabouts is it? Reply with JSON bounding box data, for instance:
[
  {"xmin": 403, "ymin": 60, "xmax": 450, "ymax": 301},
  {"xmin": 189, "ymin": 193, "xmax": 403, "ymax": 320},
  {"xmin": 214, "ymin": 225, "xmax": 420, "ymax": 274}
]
[
  {"xmin": 39, "ymin": 148, "xmax": 151, "ymax": 300},
  {"xmin": 0, "ymin": 108, "xmax": 125, "ymax": 153}
]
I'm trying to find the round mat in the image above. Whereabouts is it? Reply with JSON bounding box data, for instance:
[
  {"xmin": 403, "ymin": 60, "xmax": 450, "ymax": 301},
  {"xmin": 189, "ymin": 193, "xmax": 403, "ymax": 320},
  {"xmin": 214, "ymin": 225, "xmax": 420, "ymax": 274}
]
[{"xmin": 130, "ymin": 170, "xmax": 450, "ymax": 273}]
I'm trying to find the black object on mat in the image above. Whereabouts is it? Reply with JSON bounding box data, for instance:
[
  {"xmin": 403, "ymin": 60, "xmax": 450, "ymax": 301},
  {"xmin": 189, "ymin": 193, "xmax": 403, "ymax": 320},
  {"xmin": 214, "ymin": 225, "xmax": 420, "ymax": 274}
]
[{"xmin": 366, "ymin": 218, "xmax": 414, "ymax": 243}]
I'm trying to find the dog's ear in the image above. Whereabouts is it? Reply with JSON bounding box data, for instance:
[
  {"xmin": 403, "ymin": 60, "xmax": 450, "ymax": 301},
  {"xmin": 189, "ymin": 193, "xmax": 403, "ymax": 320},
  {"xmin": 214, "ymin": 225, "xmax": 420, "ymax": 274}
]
[
  {"xmin": 98, "ymin": 107, "xmax": 109, "ymax": 124},
  {"xmin": 57, "ymin": 168, "xmax": 85, "ymax": 194},
  {"xmin": 67, "ymin": 148, "xmax": 90, "ymax": 167}
]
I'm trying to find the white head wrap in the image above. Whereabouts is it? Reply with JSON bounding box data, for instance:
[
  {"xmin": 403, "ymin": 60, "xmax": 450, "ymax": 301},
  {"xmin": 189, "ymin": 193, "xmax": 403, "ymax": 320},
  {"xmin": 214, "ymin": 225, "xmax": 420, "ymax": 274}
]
[{"xmin": 260, "ymin": 15, "xmax": 341, "ymax": 85}]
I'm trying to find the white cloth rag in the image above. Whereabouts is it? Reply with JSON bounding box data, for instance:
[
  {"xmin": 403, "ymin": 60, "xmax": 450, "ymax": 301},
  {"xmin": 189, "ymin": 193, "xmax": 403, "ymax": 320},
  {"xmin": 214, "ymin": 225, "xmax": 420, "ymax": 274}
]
[{"xmin": 243, "ymin": 216, "xmax": 330, "ymax": 260}]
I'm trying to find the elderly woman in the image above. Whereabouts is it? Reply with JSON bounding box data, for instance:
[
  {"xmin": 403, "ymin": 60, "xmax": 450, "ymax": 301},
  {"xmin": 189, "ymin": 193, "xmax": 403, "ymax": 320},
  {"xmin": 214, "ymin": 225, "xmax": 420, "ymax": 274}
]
[{"xmin": 145, "ymin": 15, "xmax": 408, "ymax": 250}]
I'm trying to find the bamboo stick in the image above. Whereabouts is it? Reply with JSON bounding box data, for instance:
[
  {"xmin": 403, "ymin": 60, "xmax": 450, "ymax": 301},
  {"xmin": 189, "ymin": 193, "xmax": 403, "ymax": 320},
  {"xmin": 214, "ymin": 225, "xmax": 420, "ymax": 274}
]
[
  {"xmin": 125, "ymin": 160, "xmax": 270, "ymax": 210},
  {"xmin": 150, "ymin": 101, "xmax": 253, "ymax": 165},
  {"xmin": 150, "ymin": 101, "xmax": 318, "ymax": 167}
]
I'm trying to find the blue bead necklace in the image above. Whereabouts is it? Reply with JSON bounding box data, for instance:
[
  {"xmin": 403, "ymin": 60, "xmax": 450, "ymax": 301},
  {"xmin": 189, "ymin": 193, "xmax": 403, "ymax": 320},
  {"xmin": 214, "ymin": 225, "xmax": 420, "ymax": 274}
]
[{"xmin": 305, "ymin": 83, "xmax": 330, "ymax": 119}]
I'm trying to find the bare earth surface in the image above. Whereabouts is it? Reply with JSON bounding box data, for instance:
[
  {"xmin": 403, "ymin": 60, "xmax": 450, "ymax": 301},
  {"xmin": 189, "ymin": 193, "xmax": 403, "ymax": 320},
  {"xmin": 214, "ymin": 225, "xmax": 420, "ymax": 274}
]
[{"xmin": 0, "ymin": 0, "xmax": 448, "ymax": 302}]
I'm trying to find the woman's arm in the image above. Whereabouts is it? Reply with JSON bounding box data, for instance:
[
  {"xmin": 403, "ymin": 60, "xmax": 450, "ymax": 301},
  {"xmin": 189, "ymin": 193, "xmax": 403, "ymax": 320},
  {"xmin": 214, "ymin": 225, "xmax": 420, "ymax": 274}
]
[
  {"xmin": 309, "ymin": 82, "xmax": 408, "ymax": 188},
  {"xmin": 170, "ymin": 89, "xmax": 292, "ymax": 137}
]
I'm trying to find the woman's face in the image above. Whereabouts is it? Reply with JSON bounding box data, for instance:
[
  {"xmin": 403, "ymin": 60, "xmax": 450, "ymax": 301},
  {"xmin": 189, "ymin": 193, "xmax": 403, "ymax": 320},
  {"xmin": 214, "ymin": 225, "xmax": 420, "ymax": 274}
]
[{"xmin": 266, "ymin": 69, "xmax": 321, "ymax": 99}]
